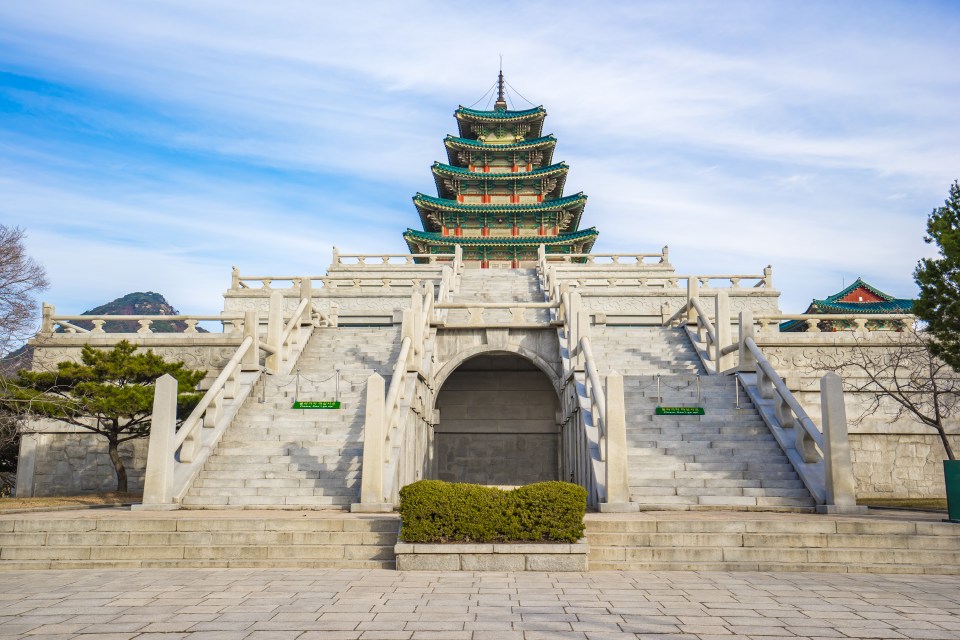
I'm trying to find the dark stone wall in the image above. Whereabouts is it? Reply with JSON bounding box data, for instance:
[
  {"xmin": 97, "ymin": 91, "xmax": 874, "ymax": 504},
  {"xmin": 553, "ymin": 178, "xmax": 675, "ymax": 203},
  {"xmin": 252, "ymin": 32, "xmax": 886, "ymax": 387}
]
[{"xmin": 435, "ymin": 355, "xmax": 559, "ymax": 485}]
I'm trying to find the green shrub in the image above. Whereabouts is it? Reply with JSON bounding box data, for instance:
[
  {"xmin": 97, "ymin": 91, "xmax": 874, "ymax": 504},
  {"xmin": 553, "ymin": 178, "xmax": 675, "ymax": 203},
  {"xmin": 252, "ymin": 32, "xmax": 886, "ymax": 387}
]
[{"xmin": 398, "ymin": 480, "xmax": 586, "ymax": 543}]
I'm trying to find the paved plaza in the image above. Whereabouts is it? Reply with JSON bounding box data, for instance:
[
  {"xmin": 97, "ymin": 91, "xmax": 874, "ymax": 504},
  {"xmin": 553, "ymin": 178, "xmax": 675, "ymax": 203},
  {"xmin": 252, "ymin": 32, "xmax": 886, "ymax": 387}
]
[{"xmin": 2, "ymin": 568, "xmax": 960, "ymax": 639}]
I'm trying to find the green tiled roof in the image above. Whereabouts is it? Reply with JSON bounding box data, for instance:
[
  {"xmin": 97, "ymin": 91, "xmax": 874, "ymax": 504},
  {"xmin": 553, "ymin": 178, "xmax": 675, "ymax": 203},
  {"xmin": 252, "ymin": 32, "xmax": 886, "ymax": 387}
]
[
  {"xmin": 824, "ymin": 278, "xmax": 897, "ymax": 303},
  {"xmin": 455, "ymin": 106, "xmax": 545, "ymax": 121},
  {"xmin": 403, "ymin": 227, "xmax": 598, "ymax": 247},
  {"xmin": 432, "ymin": 162, "xmax": 568, "ymax": 179},
  {"xmin": 413, "ymin": 192, "xmax": 586, "ymax": 213},
  {"xmin": 444, "ymin": 135, "xmax": 557, "ymax": 150},
  {"xmin": 809, "ymin": 299, "xmax": 915, "ymax": 313}
]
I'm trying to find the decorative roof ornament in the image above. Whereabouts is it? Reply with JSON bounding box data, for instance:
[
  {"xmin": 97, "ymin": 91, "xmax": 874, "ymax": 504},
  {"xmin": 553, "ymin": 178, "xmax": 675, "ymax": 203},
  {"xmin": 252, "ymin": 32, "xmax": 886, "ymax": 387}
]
[{"xmin": 494, "ymin": 64, "xmax": 507, "ymax": 111}]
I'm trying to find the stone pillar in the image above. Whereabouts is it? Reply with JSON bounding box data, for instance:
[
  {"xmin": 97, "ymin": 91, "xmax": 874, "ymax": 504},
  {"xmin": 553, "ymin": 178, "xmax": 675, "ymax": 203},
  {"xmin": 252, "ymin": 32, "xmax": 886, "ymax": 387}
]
[
  {"xmin": 603, "ymin": 372, "xmax": 630, "ymax": 506},
  {"xmin": 738, "ymin": 310, "xmax": 756, "ymax": 372},
  {"xmin": 686, "ymin": 277, "xmax": 698, "ymax": 325},
  {"xmin": 299, "ymin": 278, "xmax": 313, "ymax": 325},
  {"xmin": 352, "ymin": 373, "xmax": 393, "ymax": 512},
  {"xmin": 137, "ymin": 374, "xmax": 178, "ymax": 510},
  {"xmin": 715, "ymin": 291, "xmax": 732, "ymax": 372},
  {"xmin": 41, "ymin": 303, "xmax": 54, "ymax": 333},
  {"xmin": 241, "ymin": 310, "xmax": 259, "ymax": 371},
  {"xmin": 818, "ymin": 372, "xmax": 866, "ymax": 514},
  {"xmin": 266, "ymin": 291, "xmax": 283, "ymax": 373}
]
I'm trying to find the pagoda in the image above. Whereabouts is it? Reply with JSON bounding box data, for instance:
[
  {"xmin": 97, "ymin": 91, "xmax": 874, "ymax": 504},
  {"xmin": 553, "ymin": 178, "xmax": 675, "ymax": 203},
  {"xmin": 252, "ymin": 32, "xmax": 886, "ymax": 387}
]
[{"xmin": 404, "ymin": 71, "xmax": 598, "ymax": 268}]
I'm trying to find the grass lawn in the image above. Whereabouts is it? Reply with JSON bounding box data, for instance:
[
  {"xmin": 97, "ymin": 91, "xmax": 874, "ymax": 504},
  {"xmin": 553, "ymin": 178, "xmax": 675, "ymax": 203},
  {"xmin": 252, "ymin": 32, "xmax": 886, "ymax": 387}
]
[
  {"xmin": 0, "ymin": 492, "xmax": 142, "ymax": 511},
  {"xmin": 859, "ymin": 497, "xmax": 947, "ymax": 511}
]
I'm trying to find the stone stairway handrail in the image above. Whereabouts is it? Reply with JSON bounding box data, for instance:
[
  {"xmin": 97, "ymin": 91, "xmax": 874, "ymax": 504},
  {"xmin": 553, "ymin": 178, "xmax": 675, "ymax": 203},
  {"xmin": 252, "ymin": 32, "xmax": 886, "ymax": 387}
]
[{"xmin": 734, "ymin": 310, "xmax": 863, "ymax": 513}]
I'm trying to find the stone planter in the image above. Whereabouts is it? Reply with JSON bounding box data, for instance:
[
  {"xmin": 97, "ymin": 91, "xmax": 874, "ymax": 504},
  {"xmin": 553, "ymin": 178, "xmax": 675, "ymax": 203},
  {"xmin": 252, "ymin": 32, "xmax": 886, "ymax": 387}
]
[
  {"xmin": 945, "ymin": 460, "xmax": 960, "ymax": 523},
  {"xmin": 394, "ymin": 539, "xmax": 589, "ymax": 571}
]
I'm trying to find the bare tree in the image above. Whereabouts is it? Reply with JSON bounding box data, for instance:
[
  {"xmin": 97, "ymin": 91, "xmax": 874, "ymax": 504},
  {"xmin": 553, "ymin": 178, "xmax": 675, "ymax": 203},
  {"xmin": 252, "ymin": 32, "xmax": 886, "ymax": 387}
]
[
  {"xmin": 831, "ymin": 328, "xmax": 959, "ymax": 461},
  {"xmin": 0, "ymin": 225, "xmax": 49, "ymax": 358}
]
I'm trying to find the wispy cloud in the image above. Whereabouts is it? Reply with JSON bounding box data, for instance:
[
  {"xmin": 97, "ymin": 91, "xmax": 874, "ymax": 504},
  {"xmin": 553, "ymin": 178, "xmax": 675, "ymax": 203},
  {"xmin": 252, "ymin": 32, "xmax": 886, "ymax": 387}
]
[{"xmin": 0, "ymin": 0, "xmax": 957, "ymax": 315}]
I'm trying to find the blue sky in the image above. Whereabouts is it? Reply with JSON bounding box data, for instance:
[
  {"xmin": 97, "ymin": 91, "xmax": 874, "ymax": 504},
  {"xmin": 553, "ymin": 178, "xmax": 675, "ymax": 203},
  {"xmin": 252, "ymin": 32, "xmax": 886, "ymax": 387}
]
[{"xmin": 1, "ymin": 1, "xmax": 958, "ymax": 316}]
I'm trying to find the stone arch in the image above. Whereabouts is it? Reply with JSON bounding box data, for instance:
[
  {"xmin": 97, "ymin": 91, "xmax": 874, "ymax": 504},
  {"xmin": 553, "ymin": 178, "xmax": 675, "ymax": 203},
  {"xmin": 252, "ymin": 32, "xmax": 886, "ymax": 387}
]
[
  {"xmin": 433, "ymin": 344, "xmax": 562, "ymax": 400},
  {"xmin": 431, "ymin": 349, "xmax": 561, "ymax": 486}
]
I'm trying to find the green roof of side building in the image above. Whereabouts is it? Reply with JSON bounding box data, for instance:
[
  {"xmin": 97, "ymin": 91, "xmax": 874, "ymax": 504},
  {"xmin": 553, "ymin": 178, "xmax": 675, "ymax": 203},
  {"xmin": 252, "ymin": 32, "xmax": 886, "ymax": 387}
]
[{"xmin": 780, "ymin": 278, "xmax": 915, "ymax": 331}]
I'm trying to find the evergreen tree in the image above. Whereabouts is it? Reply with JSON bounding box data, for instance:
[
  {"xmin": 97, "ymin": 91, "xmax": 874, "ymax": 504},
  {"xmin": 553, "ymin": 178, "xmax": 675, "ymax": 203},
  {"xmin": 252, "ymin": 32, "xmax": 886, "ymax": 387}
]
[
  {"xmin": 2, "ymin": 341, "xmax": 203, "ymax": 492},
  {"xmin": 914, "ymin": 180, "xmax": 960, "ymax": 370}
]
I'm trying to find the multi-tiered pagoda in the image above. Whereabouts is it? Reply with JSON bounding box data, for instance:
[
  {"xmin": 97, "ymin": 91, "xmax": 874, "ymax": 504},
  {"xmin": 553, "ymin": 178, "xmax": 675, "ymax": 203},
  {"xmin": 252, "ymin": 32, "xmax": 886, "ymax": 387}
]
[{"xmin": 404, "ymin": 72, "xmax": 598, "ymax": 268}]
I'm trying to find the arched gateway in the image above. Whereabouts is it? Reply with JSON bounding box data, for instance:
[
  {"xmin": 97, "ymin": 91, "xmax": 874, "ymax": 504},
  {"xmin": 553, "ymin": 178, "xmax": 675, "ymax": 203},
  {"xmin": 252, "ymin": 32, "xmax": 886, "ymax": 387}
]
[{"xmin": 433, "ymin": 353, "xmax": 560, "ymax": 485}]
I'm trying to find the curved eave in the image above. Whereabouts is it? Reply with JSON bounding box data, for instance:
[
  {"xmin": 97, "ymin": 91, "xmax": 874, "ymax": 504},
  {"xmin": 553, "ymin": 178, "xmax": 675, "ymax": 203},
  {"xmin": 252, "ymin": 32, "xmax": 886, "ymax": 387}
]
[
  {"xmin": 455, "ymin": 106, "xmax": 545, "ymax": 121},
  {"xmin": 403, "ymin": 227, "xmax": 598, "ymax": 247},
  {"xmin": 413, "ymin": 192, "xmax": 587, "ymax": 231},
  {"xmin": 455, "ymin": 107, "xmax": 545, "ymax": 140},
  {"xmin": 444, "ymin": 135, "xmax": 558, "ymax": 167},
  {"xmin": 810, "ymin": 299, "xmax": 915, "ymax": 314},
  {"xmin": 431, "ymin": 162, "xmax": 569, "ymax": 198}
]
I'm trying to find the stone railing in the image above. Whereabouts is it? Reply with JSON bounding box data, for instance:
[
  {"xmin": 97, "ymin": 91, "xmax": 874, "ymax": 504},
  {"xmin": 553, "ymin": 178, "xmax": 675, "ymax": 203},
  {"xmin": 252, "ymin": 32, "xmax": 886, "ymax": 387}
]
[
  {"xmin": 432, "ymin": 301, "xmax": 559, "ymax": 328},
  {"xmin": 550, "ymin": 288, "xmax": 629, "ymax": 509},
  {"xmin": 737, "ymin": 322, "xmax": 863, "ymax": 514},
  {"xmin": 332, "ymin": 245, "xmax": 463, "ymax": 271},
  {"xmin": 353, "ymin": 286, "xmax": 439, "ymax": 512},
  {"xmin": 231, "ymin": 272, "xmax": 441, "ymax": 293},
  {"xmin": 539, "ymin": 244, "xmax": 669, "ymax": 265},
  {"xmin": 136, "ymin": 284, "xmax": 333, "ymax": 509},
  {"xmin": 40, "ymin": 304, "xmax": 243, "ymax": 335},
  {"xmin": 753, "ymin": 313, "xmax": 914, "ymax": 334}
]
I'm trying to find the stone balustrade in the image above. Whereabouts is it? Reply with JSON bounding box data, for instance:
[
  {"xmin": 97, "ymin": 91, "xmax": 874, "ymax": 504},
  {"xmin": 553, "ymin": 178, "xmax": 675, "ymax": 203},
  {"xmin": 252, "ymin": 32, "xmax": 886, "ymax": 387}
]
[
  {"xmin": 332, "ymin": 245, "xmax": 463, "ymax": 270},
  {"xmin": 40, "ymin": 304, "xmax": 243, "ymax": 335},
  {"xmin": 433, "ymin": 301, "xmax": 559, "ymax": 328},
  {"xmin": 540, "ymin": 245, "xmax": 669, "ymax": 265},
  {"xmin": 753, "ymin": 313, "xmax": 914, "ymax": 333},
  {"xmin": 230, "ymin": 272, "xmax": 439, "ymax": 292}
]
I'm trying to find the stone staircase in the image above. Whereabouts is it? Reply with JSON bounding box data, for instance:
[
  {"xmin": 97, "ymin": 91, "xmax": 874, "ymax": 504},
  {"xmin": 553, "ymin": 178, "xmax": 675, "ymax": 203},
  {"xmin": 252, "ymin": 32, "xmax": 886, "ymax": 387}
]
[
  {"xmin": 586, "ymin": 512, "xmax": 960, "ymax": 573},
  {"xmin": 444, "ymin": 268, "xmax": 548, "ymax": 325},
  {"xmin": 0, "ymin": 513, "xmax": 398, "ymax": 570},
  {"xmin": 181, "ymin": 326, "xmax": 402, "ymax": 509},
  {"xmin": 589, "ymin": 326, "xmax": 815, "ymax": 511}
]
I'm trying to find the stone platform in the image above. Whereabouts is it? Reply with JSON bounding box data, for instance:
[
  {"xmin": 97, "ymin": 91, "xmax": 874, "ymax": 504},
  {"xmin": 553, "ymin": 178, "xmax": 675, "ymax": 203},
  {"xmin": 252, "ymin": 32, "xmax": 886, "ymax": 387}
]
[{"xmin": 2, "ymin": 507, "xmax": 959, "ymax": 575}]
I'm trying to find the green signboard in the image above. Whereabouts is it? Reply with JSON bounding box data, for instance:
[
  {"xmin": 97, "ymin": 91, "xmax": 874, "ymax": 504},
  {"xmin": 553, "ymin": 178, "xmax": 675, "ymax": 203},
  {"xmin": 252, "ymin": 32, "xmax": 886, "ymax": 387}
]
[
  {"xmin": 656, "ymin": 406, "xmax": 705, "ymax": 416},
  {"xmin": 292, "ymin": 401, "xmax": 341, "ymax": 410}
]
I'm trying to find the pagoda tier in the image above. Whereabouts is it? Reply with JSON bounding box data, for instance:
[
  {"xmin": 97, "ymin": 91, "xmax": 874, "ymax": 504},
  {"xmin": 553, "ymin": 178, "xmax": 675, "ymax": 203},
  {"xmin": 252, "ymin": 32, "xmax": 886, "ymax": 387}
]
[
  {"xmin": 455, "ymin": 106, "xmax": 546, "ymax": 140},
  {"xmin": 404, "ymin": 228, "xmax": 598, "ymax": 266},
  {"xmin": 431, "ymin": 162, "xmax": 569, "ymax": 201},
  {"xmin": 406, "ymin": 73, "xmax": 597, "ymax": 268},
  {"xmin": 444, "ymin": 135, "xmax": 557, "ymax": 168},
  {"xmin": 413, "ymin": 193, "xmax": 587, "ymax": 234}
]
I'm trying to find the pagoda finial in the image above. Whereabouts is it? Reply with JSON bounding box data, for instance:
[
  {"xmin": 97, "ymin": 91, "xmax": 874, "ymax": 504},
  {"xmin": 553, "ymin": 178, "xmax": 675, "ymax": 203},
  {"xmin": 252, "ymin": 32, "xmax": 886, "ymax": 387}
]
[{"xmin": 494, "ymin": 59, "xmax": 507, "ymax": 111}]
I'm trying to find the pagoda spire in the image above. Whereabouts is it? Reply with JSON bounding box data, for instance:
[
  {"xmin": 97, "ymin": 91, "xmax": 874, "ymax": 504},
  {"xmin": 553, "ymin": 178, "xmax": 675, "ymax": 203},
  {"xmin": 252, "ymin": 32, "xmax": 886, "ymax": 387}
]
[{"xmin": 494, "ymin": 64, "xmax": 507, "ymax": 111}]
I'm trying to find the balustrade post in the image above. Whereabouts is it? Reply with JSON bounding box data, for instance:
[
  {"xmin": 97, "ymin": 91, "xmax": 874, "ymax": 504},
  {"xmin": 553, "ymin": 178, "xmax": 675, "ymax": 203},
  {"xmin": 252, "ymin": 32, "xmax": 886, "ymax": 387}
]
[
  {"xmin": 715, "ymin": 291, "xmax": 733, "ymax": 372},
  {"xmin": 661, "ymin": 245, "xmax": 669, "ymax": 264},
  {"xmin": 241, "ymin": 311, "xmax": 259, "ymax": 371},
  {"xmin": 41, "ymin": 303, "xmax": 54, "ymax": 333},
  {"xmin": 352, "ymin": 373, "xmax": 392, "ymax": 512},
  {"xmin": 738, "ymin": 311, "xmax": 756, "ymax": 372},
  {"xmin": 137, "ymin": 374, "xmax": 178, "ymax": 509},
  {"xmin": 231, "ymin": 266, "xmax": 240, "ymax": 290},
  {"xmin": 266, "ymin": 291, "xmax": 283, "ymax": 373},
  {"xmin": 819, "ymin": 372, "xmax": 865, "ymax": 513},
  {"xmin": 686, "ymin": 277, "xmax": 699, "ymax": 325},
  {"xmin": 603, "ymin": 372, "xmax": 630, "ymax": 506},
  {"xmin": 332, "ymin": 246, "xmax": 340, "ymax": 266},
  {"xmin": 763, "ymin": 265, "xmax": 773, "ymax": 288},
  {"xmin": 757, "ymin": 367, "xmax": 774, "ymax": 399},
  {"xmin": 774, "ymin": 394, "xmax": 796, "ymax": 430},
  {"xmin": 410, "ymin": 291, "xmax": 423, "ymax": 363},
  {"xmin": 299, "ymin": 278, "xmax": 313, "ymax": 325}
]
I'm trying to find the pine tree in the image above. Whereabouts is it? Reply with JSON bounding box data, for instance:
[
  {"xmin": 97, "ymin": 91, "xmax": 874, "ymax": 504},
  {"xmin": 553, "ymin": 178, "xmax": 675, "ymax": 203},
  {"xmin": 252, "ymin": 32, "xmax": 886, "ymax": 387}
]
[
  {"xmin": 3, "ymin": 341, "xmax": 204, "ymax": 492},
  {"xmin": 914, "ymin": 180, "xmax": 960, "ymax": 371}
]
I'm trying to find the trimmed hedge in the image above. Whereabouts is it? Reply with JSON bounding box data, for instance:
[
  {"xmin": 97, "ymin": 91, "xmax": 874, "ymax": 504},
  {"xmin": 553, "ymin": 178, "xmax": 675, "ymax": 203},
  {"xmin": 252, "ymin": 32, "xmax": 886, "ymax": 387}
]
[{"xmin": 398, "ymin": 480, "xmax": 586, "ymax": 543}]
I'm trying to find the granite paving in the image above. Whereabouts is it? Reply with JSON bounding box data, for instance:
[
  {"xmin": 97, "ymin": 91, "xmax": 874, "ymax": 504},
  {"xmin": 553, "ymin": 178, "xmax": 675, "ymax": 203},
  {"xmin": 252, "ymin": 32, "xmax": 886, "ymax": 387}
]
[{"xmin": 1, "ymin": 568, "xmax": 960, "ymax": 639}]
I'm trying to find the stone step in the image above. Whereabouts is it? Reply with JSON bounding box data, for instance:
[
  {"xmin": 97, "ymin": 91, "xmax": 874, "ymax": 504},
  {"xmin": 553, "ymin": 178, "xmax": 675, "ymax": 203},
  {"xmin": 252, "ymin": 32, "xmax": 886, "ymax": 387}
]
[{"xmin": 0, "ymin": 515, "xmax": 399, "ymax": 569}]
